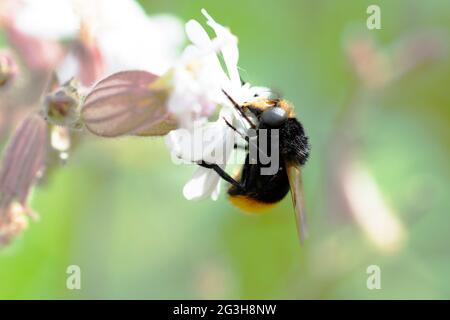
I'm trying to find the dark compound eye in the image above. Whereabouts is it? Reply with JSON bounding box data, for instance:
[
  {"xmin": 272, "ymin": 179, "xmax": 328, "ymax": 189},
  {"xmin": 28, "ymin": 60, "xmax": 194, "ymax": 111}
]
[{"xmin": 260, "ymin": 107, "xmax": 288, "ymax": 128}]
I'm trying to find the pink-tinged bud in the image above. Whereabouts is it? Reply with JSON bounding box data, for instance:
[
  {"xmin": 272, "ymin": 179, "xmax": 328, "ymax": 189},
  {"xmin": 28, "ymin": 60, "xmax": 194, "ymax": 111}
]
[
  {"xmin": 0, "ymin": 53, "xmax": 18, "ymax": 89},
  {"xmin": 0, "ymin": 202, "xmax": 30, "ymax": 246},
  {"xmin": 345, "ymin": 36, "xmax": 392, "ymax": 89},
  {"xmin": 73, "ymin": 23, "xmax": 105, "ymax": 86},
  {"xmin": 42, "ymin": 77, "xmax": 83, "ymax": 129},
  {"xmin": 81, "ymin": 70, "xmax": 177, "ymax": 137},
  {"xmin": 0, "ymin": 113, "xmax": 48, "ymax": 246},
  {"xmin": 72, "ymin": 41, "xmax": 105, "ymax": 87},
  {"xmin": 5, "ymin": 23, "xmax": 65, "ymax": 71}
]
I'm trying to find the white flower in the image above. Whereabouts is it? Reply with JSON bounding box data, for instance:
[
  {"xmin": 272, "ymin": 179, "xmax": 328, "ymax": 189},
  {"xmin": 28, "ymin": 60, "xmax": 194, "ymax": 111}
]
[
  {"xmin": 166, "ymin": 108, "xmax": 236, "ymax": 201},
  {"xmin": 165, "ymin": 9, "xmax": 270, "ymax": 201},
  {"xmin": 13, "ymin": 0, "xmax": 79, "ymax": 40},
  {"xmin": 11, "ymin": 0, "xmax": 184, "ymax": 80},
  {"xmin": 71, "ymin": 0, "xmax": 184, "ymax": 76}
]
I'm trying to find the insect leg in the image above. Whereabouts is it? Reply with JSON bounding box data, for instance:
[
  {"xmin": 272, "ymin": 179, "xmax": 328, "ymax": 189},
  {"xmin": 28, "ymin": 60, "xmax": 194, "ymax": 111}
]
[
  {"xmin": 222, "ymin": 89, "xmax": 256, "ymax": 129},
  {"xmin": 234, "ymin": 143, "xmax": 248, "ymax": 151},
  {"xmin": 222, "ymin": 117, "xmax": 249, "ymax": 142},
  {"xmin": 197, "ymin": 161, "xmax": 243, "ymax": 190},
  {"xmin": 223, "ymin": 117, "xmax": 271, "ymax": 163}
]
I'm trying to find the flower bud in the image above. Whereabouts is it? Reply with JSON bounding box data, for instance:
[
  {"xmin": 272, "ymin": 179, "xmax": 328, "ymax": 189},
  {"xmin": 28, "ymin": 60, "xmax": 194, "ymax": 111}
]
[
  {"xmin": 4, "ymin": 23, "xmax": 65, "ymax": 72},
  {"xmin": 0, "ymin": 113, "xmax": 48, "ymax": 246},
  {"xmin": 0, "ymin": 202, "xmax": 29, "ymax": 246},
  {"xmin": 81, "ymin": 70, "xmax": 176, "ymax": 137},
  {"xmin": 43, "ymin": 78, "xmax": 83, "ymax": 129}
]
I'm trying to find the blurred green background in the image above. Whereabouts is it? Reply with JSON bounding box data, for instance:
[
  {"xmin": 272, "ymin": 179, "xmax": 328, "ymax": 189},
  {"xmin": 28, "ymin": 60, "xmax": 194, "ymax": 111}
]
[{"xmin": 1, "ymin": 0, "xmax": 450, "ymax": 299}]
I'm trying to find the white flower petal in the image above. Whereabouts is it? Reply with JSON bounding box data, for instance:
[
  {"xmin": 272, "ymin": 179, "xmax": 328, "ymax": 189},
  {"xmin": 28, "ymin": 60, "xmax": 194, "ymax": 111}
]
[
  {"xmin": 93, "ymin": 13, "xmax": 184, "ymax": 75},
  {"xmin": 165, "ymin": 126, "xmax": 201, "ymax": 162},
  {"xmin": 57, "ymin": 53, "xmax": 79, "ymax": 84},
  {"xmin": 185, "ymin": 20, "xmax": 212, "ymax": 48},
  {"xmin": 201, "ymin": 8, "xmax": 240, "ymax": 88},
  {"xmin": 14, "ymin": 0, "xmax": 79, "ymax": 40},
  {"xmin": 183, "ymin": 167, "xmax": 221, "ymax": 200},
  {"xmin": 210, "ymin": 180, "xmax": 221, "ymax": 201},
  {"xmin": 72, "ymin": 0, "xmax": 148, "ymax": 32}
]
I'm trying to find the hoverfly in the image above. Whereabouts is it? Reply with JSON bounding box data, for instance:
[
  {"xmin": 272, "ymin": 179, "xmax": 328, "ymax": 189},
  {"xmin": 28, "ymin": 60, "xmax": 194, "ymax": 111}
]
[{"xmin": 198, "ymin": 90, "xmax": 310, "ymax": 242}]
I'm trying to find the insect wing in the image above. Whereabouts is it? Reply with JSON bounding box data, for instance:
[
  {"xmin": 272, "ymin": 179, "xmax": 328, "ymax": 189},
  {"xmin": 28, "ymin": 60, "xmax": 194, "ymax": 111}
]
[{"xmin": 285, "ymin": 161, "xmax": 308, "ymax": 244}]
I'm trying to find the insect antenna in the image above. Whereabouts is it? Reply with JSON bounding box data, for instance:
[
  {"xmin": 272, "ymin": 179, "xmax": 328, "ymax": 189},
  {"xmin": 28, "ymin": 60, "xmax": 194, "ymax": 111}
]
[
  {"xmin": 221, "ymin": 89, "xmax": 256, "ymax": 129},
  {"xmin": 222, "ymin": 117, "xmax": 269, "ymax": 161},
  {"xmin": 222, "ymin": 117, "xmax": 248, "ymax": 142}
]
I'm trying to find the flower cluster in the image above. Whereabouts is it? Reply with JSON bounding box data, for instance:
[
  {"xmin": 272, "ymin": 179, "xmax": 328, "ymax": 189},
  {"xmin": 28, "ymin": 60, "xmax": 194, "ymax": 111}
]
[
  {"xmin": 0, "ymin": 1, "xmax": 268, "ymax": 245},
  {"xmin": 81, "ymin": 9, "xmax": 271, "ymax": 200},
  {"xmin": 165, "ymin": 9, "xmax": 270, "ymax": 200}
]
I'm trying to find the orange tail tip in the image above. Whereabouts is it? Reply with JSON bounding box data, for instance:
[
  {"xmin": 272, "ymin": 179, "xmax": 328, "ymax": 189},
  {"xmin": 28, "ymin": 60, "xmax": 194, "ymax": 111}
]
[{"xmin": 228, "ymin": 195, "xmax": 276, "ymax": 214}]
